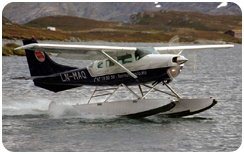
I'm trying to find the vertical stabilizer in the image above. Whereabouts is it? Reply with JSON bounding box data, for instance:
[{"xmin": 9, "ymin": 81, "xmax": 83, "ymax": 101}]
[{"xmin": 23, "ymin": 37, "xmax": 77, "ymax": 76}]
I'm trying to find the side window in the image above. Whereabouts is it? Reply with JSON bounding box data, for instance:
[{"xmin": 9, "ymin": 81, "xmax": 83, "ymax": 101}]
[
  {"xmin": 117, "ymin": 54, "xmax": 132, "ymax": 64},
  {"xmin": 97, "ymin": 61, "xmax": 103, "ymax": 68},
  {"xmin": 118, "ymin": 60, "xmax": 123, "ymax": 64},
  {"xmin": 106, "ymin": 60, "xmax": 115, "ymax": 67}
]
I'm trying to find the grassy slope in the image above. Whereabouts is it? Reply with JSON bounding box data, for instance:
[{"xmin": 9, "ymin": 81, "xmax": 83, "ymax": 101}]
[
  {"xmin": 3, "ymin": 16, "xmax": 71, "ymax": 40},
  {"xmin": 2, "ymin": 11, "xmax": 242, "ymax": 43},
  {"xmin": 2, "ymin": 43, "xmax": 25, "ymax": 56},
  {"xmin": 134, "ymin": 11, "xmax": 241, "ymax": 31},
  {"xmin": 125, "ymin": 11, "xmax": 242, "ymax": 43},
  {"xmin": 25, "ymin": 15, "xmax": 118, "ymax": 31}
]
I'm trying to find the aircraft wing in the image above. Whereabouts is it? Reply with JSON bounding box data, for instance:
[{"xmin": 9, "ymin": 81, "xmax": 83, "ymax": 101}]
[
  {"xmin": 16, "ymin": 43, "xmax": 234, "ymax": 60},
  {"xmin": 154, "ymin": 44, "xmax": 234, "ymax": 54},
  {"xmin": 15, "ymin": 43, "xmax": 137, "ymax": 60}
]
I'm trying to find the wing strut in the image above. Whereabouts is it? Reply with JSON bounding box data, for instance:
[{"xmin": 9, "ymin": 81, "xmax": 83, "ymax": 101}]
[{"xmin": 100, "ymin": 50, "xmax": 138, "ymax": 79}]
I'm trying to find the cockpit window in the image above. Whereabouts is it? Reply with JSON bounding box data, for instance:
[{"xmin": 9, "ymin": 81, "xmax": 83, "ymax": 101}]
[
  {"xmin": 135, "ymin": 47, "xmax": 160, "ymax": 60},
  {"xmin": 117, "ymin": 54, "xmax": 132, "ymax": 64}
]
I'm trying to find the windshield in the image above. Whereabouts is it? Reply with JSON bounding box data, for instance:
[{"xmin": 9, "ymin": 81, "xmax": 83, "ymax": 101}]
[{"xmin": 135, "ymin": 47, "xmax": 160, "ymax": 60}]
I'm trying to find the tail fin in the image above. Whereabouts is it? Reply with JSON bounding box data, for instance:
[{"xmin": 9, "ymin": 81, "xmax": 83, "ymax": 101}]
[{"xmin": 23, "ymin": 37, "xmax": 77, "ymax": 77}]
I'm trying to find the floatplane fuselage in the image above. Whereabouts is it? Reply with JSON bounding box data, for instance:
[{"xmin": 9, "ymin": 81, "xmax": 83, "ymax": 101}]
[
  {"xmin": 33, "ymin": 49, "xmax": 185, "ymax": 92},
  {"xmin": 15, "ymin": 37, "xmax": 233, "ymax": 118}
]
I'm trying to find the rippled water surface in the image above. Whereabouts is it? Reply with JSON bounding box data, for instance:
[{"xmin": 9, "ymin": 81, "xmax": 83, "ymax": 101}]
[{"xmin": 2, "ymin": 42, "xmax": 242, "ymax": 152}]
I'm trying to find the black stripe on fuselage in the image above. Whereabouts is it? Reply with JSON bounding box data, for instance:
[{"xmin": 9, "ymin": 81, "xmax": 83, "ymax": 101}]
[{"xmin": 34, "ymin": 67, "xmax": 171, "ymax": 87}]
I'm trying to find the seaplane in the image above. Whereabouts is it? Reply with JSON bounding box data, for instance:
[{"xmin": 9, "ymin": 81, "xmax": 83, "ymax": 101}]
[{"xmin": 15, "ymin": 37, "xmax": 234, "ymax": 118}]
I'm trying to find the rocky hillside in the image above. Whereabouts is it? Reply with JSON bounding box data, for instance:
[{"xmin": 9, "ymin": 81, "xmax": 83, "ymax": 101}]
[
  {"xmin": 2, "ymin": 16, "xmax": 20, "ymax": 28},
  {"xmin": 3, "ymin": 10, "xmax": 241, "ymax": 44},
  {"xmin": 128, "ymin": 11, "xmax": 242, "ymax": 32},
  {"xmin": 3, "ymin": 2, "xmax": 241, "ymax": 24}
]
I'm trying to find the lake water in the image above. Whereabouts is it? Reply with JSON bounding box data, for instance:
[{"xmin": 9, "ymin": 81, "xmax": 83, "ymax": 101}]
[{"xmin": 2, "ymin": 42, "xmax": 242, "ymax": 152}]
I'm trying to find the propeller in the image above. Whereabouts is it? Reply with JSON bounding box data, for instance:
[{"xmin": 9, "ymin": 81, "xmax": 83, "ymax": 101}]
[
  {"xmin": 169, "ymin": 35, "xmax": 196, "ymax": 71},
  {"xmin": 167, "ymin": 36, "xmax": 197, "ymax": 81}
]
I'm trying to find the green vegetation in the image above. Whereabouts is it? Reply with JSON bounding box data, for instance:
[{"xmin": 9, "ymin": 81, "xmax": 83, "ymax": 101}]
[
  {"xmin": 2, "ymin": 43, "xmax": 52, "ymax": 56},
  {"xmin": 25, "ymin": 16, "xmax": 117, "ymax": 31},
  {"xmin": 2, "ymin": 11, "xmax": 242, "ymax": 45},
  {"xmin": 2, "ymin": 43, "xmax": 25, "ymax": 56}
]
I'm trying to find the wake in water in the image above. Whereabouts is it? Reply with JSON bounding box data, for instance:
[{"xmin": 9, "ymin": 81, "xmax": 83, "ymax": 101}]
[
  {"xmin": 48, "ymin": 101, "xmax": 117, "ymax": 119},
  {"xmin": 2, "ymin": 98, "xmax": 50, "ymax": 116},
  {"xmin": 3, "ymin": 99, "xmax": 213, "ymax": 127},
  {"xmin": 2, "ymin": 98, "xmax": 118, "ymax": 120}
]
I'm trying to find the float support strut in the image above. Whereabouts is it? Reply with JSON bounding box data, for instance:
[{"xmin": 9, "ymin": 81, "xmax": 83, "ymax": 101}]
[{"xmin": 162, "ymin": 81, "xmax": 181, "ymax": 99}]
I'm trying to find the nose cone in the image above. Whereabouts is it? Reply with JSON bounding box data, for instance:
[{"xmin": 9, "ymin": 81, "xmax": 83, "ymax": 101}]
[{"xmin": 177, "ymin": 55, "xmax": 188, "ymax": 65}]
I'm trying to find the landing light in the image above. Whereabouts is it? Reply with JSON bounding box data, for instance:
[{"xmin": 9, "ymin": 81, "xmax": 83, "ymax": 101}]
[{"xmin": 171, "ymin": 69, "xmax": 176, "ymax": 72}]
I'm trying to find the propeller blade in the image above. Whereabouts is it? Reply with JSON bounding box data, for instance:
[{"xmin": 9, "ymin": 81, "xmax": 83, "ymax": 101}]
[
  {"xmin": 168, "ymin": 35, "xmax": 183, "ymax": 54},
  {"xmin": 184, "ymin": 53, "xmax": 197, "ymax": 72}
]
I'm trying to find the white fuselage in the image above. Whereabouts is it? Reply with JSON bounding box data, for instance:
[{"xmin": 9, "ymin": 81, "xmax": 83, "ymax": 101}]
[{"xmin": 87, "ymin": 53, "xmax": 186, "ymax": 79}]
